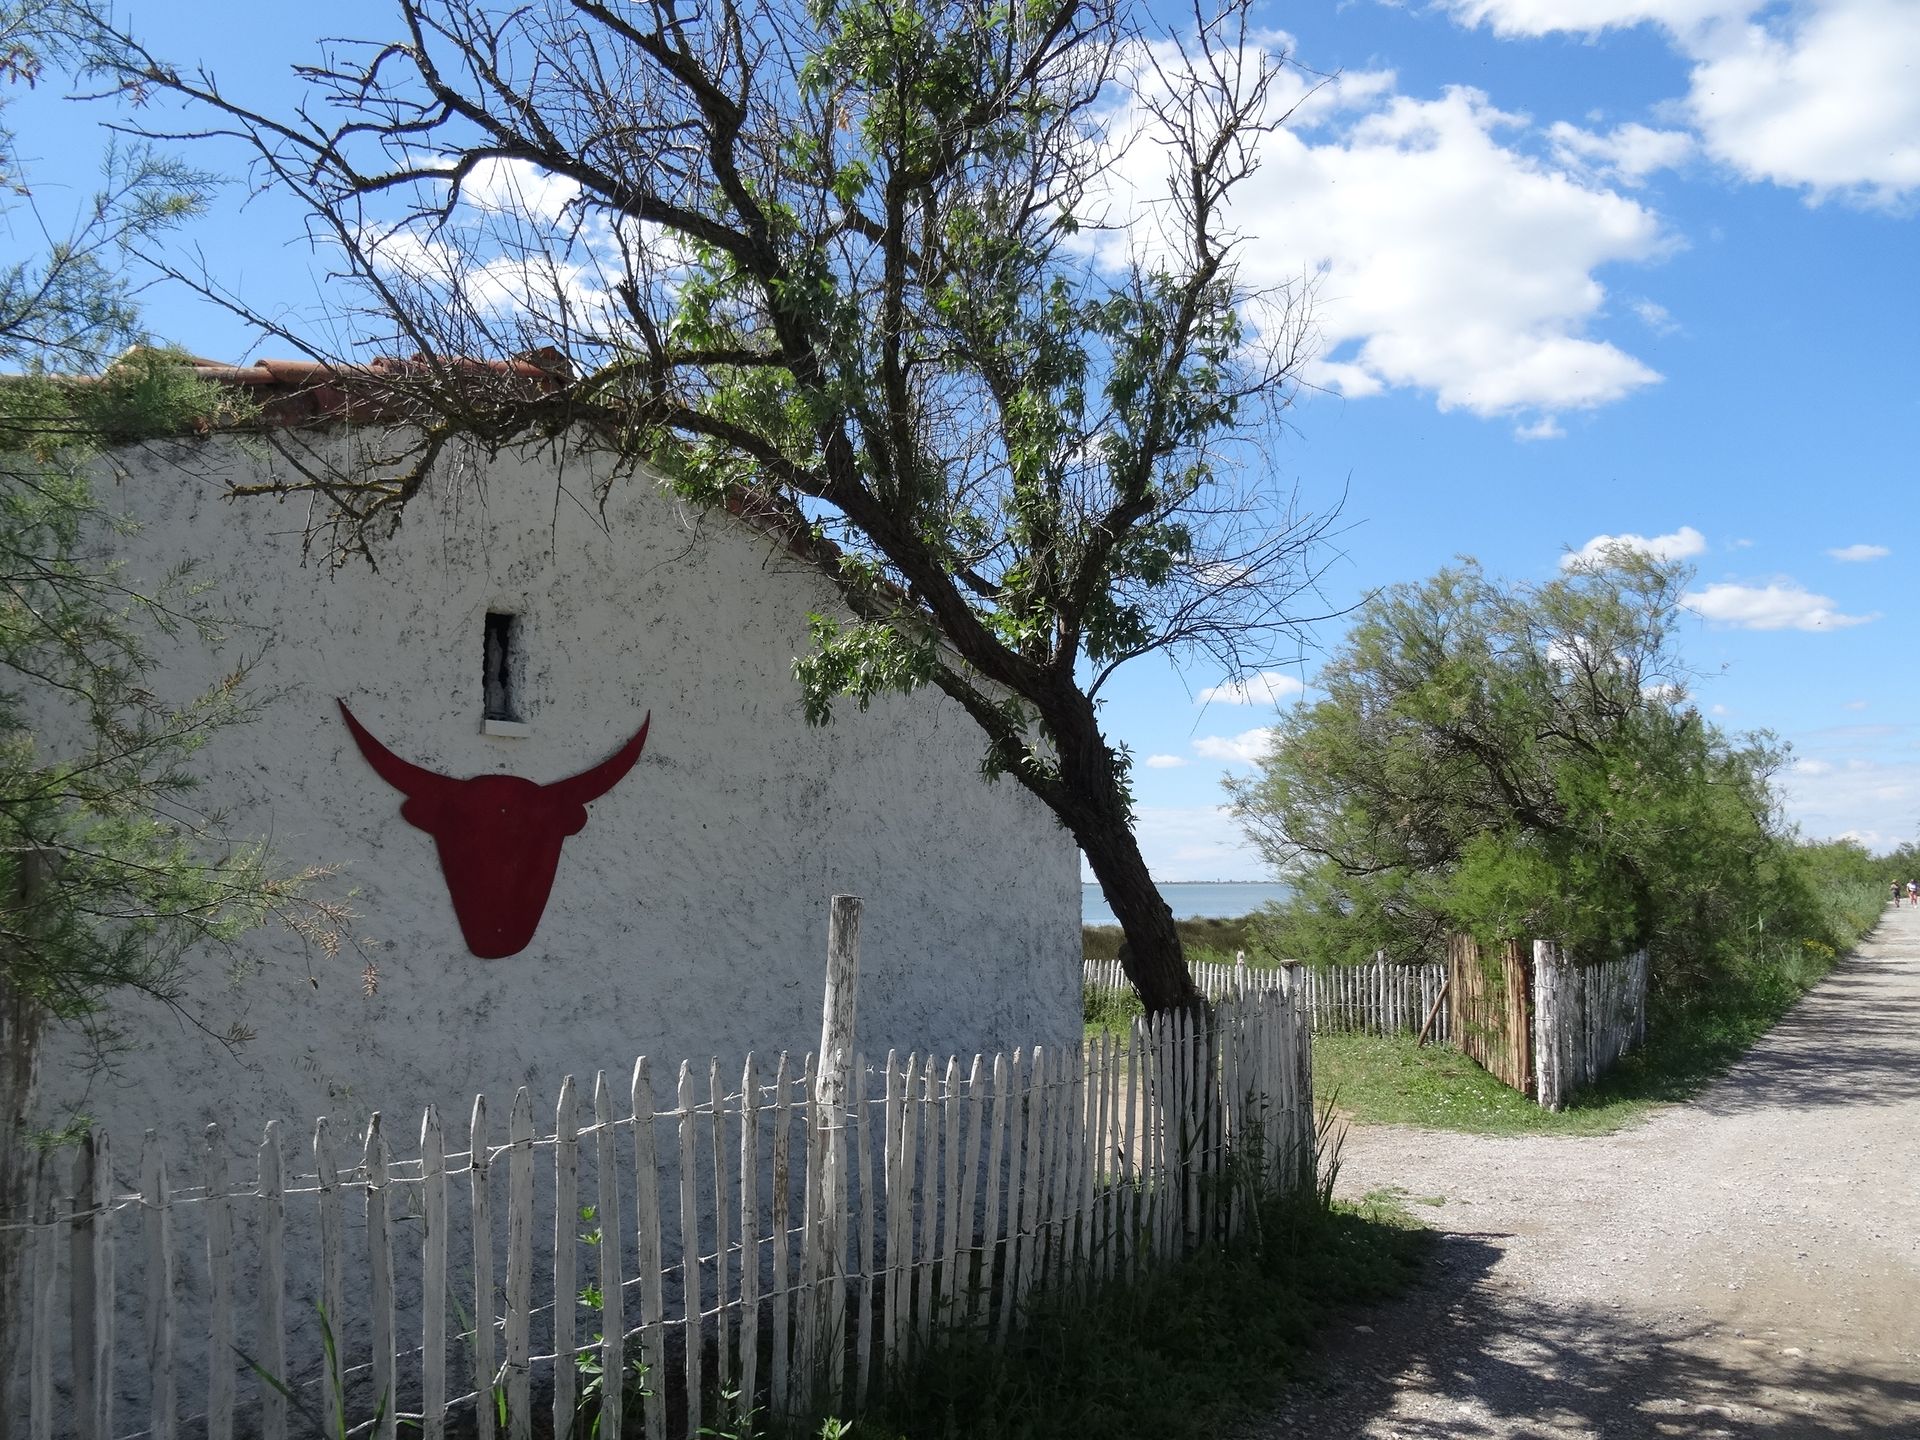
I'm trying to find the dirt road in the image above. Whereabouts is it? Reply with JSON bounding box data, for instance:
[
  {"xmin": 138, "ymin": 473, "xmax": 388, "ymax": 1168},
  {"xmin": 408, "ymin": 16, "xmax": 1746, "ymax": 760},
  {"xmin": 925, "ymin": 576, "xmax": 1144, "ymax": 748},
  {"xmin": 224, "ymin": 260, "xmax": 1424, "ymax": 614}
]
[{"xmin": 1246, "ymin": 906, "xmax": 1920, "ymax": 1439}]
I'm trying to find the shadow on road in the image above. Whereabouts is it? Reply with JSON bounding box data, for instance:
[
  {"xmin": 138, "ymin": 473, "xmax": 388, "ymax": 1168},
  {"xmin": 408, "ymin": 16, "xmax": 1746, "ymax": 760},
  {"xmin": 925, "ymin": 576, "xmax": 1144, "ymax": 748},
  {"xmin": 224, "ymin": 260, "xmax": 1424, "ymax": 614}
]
[
  {"xmin": 1691, "ymin": 956, "xmax": 1920, "ymax": 1117},
  {"xmin": 1251, "ymin": 1232, "xmax": 1920, "ymax": 1439}
]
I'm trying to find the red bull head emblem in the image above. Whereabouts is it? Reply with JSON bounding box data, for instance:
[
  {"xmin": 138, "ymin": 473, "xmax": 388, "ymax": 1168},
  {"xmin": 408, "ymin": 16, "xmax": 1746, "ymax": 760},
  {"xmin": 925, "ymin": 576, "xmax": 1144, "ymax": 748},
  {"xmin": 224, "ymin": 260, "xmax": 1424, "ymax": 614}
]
[{"xmin": 339, "ymin": 701, "xmax": 651, "ymax": 958}]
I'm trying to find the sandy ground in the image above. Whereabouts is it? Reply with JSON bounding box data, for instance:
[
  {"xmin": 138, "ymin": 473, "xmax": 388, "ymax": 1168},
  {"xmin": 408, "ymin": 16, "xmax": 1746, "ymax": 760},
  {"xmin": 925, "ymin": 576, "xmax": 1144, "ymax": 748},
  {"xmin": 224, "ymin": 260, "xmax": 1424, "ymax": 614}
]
[{"xmin": 1242, "ymin": 905, "xmax": 1920, "ymax": 1439}]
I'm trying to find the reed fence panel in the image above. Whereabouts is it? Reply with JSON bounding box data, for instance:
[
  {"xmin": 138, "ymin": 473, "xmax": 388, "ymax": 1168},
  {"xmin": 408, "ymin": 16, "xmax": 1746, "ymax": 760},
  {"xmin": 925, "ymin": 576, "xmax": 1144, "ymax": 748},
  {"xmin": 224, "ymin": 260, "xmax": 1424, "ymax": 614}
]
[{"xmin": 1446, "ymin": 935, "xmax": 1534, "ymax": 1094}]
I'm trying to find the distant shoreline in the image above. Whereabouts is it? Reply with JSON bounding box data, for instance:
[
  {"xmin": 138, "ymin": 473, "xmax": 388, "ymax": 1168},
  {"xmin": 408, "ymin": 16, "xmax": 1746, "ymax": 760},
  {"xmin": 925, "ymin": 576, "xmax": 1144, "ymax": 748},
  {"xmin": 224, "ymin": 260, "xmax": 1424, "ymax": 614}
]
[
  {"xmin": 1080, "ymin": 879, "xmax": 1267, "ymax": 886},
  {"xmin": 1082, "ymin": 879, "xmax": 1290, "ymax": 928}
]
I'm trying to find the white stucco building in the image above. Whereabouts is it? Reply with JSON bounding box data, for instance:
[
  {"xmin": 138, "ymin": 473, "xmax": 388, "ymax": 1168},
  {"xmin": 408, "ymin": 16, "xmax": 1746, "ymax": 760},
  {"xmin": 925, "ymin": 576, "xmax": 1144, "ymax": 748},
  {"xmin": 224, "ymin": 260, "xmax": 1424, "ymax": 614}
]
[{"xmin": 34, "ymin": 363, "xmax": 1081, "ymax": 1154}]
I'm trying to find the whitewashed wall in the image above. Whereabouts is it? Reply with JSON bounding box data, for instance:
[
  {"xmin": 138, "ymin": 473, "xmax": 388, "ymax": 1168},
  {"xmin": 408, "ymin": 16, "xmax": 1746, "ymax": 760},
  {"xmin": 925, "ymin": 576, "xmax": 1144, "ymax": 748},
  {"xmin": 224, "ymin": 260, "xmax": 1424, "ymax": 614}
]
[{"xmin": 35, "ymin": 430, "xmax": 1080, "ymax": 1156}]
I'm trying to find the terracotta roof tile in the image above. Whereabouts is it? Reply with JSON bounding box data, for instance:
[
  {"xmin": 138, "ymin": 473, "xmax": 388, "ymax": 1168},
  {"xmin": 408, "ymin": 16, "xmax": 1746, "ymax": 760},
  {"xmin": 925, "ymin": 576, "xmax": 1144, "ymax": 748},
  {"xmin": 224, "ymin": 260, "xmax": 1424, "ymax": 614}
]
[
  {"xmin": 177, "ymin": 350, "xmax": 843, "ymax": 574},
  {"xmin": 182, "ymin": 350, "xmax": 572, "ymax": 428}
]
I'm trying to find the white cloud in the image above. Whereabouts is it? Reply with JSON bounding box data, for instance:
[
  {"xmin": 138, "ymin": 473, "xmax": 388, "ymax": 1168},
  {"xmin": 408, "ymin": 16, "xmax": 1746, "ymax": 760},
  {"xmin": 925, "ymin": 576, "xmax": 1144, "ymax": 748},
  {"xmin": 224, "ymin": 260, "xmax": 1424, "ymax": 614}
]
[
  {"xmin": 1443, "ymin": 0, "xmax": 1735, "ymax": 34},
  {"xmin": 357, "ymin": 223, "xmax": 460, "ymax": 279},
  {"xmin": 1630, "ymin": 298, "xmax": 1680, "ymax": 334},
  {"xmin": 1143, "ymin": 754, "xmax": 1189, "ymax": 769},
  {"xmin": 1091, "ymin": 54, "xmax": 1670, "ymax": 423},
  {"xmin": 1562, "ymin": 524, "xmax": 1707, "ymax": 569},
  {"xmin": 465, "ymin": 253, "xmax": 605, "ymax": 318},
  {"xmin": 1778, "ymin": 745, "xmax": 1920, "ymax": 852},
  {"xmin": 1827, "ymin": 543, "xmax": 1890, "ymax": 562},
  {"xmin": 1686, "ymin": 0, "xmax": 1920, "ymax": 206},
  {"xmin": 1683, "ymin": 580, "xmax": 1877, "ymax": 631},
  {"xmin": 1709, "ymin": 703, "xmax": 1730, "ymax": 716},
  {"xmin": 1197, "ymin": 670, "xmax": 1306, "ymax": 706},
  {"xmin": 1193, "ymin": 728, "xmax": 1276, "ymax": 766},
  {"xmin": 1642, "ymin": 680, "xmax": 1685, "ymax": 703},
  {"xmin": 354, "ymin": 210, "xmax": 611, "ymax": 321},
  {"xmin": 1515, "ymin": 416, "xmax": 1566, "ymax": 442},
  {"xmin": 457, "ymin": 157, "xmax": 582, "ymax": 223},
  {"xmin": 1548, "ymin": 120, "xmax": 1695, "ymax": 184},
  {"xmin": 1442, "ymin": 0, "xmax": 1920, "ymax": 206},
  {"xmin": 1844, "ymin": 700, "xmax": 1870, "ymax": 711}
]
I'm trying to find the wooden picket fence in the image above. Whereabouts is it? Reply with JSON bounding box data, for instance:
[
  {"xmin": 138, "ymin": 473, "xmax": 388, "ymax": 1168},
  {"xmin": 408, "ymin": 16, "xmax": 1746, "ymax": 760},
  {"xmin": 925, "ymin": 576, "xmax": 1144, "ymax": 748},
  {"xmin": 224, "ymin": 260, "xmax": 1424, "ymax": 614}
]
[
  {"xmin": 1446, "ymin": 937, "xmax": 1651, "ymax": 1108},
  {"xmin": 3, "ymin": 994, "xmax": 1313, "ymax": 1440},
  {"xmin": 1532, "ymin": 944, "xmax": 1649, "ymax": 1111},
  {"xmin": 1083, "ymin": 956, "xmax": 1450, "ymax": 1043}
]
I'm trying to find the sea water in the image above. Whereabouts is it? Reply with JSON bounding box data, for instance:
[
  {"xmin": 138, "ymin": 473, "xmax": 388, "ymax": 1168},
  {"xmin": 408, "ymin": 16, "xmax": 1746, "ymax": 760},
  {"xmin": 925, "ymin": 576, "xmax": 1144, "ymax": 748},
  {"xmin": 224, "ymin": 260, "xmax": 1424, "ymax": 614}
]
[{"xmin": 1081, "ymin": 880, "xmax": 1290, "ymax": 927}]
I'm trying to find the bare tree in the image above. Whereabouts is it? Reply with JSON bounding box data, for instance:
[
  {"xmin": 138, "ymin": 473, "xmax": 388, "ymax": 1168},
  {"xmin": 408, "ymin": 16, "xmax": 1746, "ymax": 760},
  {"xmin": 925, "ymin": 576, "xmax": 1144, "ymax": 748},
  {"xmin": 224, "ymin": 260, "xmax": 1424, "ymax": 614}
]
[{"xmin": 110, "ymin": 0, "xmax": 1338, "ymax": 1012}]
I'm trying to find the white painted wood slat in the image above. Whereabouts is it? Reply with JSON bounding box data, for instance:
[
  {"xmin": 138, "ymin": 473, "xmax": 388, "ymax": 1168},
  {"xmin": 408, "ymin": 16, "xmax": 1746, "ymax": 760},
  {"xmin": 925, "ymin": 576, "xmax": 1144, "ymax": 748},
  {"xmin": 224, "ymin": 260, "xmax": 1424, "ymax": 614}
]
[
  {"xmin": 67, "ymin": 1138, "xmax": 98, "ymax": 1440},
  {"xmin": 912, "ymin": 1058, "xmax": 936, "ymax": 1345},
  {"xmin": 794, "ymin": 1052, "xmax": 819, "ymax": 1411},
  {"xmin": 505, "ymin": 1090, "xmax": 534, "ymax": 1440},
  {"xmin": 851, "ymin": 1054, "xmax": 875, "ymax": 1406},
  {"xmin": 29, "ymin": 1167, "xmax": 54, "ymax": 1440},
  {"xmin": 674, "ymin": 1062, "xmax": 702, "ymax": 1440},
  {"xmin": 203, "ymin": 1126, "xmax": 235, "ymax": 1440},
  {"xmin": 592, "ymin": 1073, "xmax": 625, "ymax": 1440},
  {"xmin": 553, "ymin": 1078, "xmax": 580, "ymax": 1440},
  {"xmin": 93, "ymin": 1130, "xmax": 115, "ymax": 1440},
  {"xmin": 738, "ymin": 1056, "xmax": 762, "ymax": 1419},
  {"xmin": 315, "ymin": 1119, "xmax": 346, "ymax": 1440},
  {"xmin": 366, "ymin": 1115, "xmax": 397, "ymax": 1440},
  {"xmin": 708, "ymin": 1060, "xmax": 732, "ymax": 1398},
  {"xmin": 768, "ymin": 1052, "xmax": 794, "ymax": 1422},
  {"xmin": 879, "ymin": 1051, "xmax": 904, "ymax": 1367},
  {"xmin": 256, "ymin": 1123, "xmax": 287, "ymax": 1440},
  {"xmin": 953, "ymin": 1055, "xmax": 985, "ymax": 1325},
  {"xmin": 470, "ymin": 1097, "xmax": 498, "ymax": 1440},
  {"xmin": 421, "ymin": 1108, "xmax": 448, "ymax": 1440},
  {"xmin": 630, "ymin": 1059, "xmax": 666, "ymax": 1440},
  {"xmin": 981, "ymin": 1052, "xmax": 1010, "ymax": 1339},
  {"xmin": 141, "ymin": 1130, "xmax": 176, "ymax": 1440}
]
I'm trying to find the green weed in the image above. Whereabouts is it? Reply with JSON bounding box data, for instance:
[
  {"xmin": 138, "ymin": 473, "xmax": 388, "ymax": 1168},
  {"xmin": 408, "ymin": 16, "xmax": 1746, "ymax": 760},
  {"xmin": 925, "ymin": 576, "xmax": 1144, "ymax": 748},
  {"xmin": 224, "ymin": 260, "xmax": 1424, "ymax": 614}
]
[
  {"xmin": 239, "ymin": 1305, "xmax": 390, "ymax": 1440},
  {"xmin": 1081, "ymin": 983, "xmax": 1143, "ymax": 1035},
  {"xmin": 817, "ymin": 1187, "xmax": 1425, "ymax": 1440}
]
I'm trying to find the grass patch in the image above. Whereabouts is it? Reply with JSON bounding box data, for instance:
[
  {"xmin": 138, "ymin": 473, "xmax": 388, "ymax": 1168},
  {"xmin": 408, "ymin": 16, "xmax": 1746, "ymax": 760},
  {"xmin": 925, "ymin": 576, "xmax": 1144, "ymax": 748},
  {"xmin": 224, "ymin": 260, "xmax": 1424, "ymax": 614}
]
[
  {"xmin": 1315, "ymin": 1033, "xmax": 1648, "ymax": 1136},
  {"xmin": 826, "ymin": 1189, "xmax": 1426, "ymax": 1440},
  {"xmin": 1083, "ymin": 983, "xmax": 1143, "ymax": 1038}
]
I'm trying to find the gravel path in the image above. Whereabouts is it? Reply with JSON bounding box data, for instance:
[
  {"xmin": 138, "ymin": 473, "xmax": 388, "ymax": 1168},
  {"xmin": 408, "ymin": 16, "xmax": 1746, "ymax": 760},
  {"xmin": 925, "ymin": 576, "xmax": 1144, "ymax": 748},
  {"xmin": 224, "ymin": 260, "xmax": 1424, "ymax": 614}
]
[{"xmin": 1245, "ymin": 905, "xmax": 1920, "ymax": 1439}]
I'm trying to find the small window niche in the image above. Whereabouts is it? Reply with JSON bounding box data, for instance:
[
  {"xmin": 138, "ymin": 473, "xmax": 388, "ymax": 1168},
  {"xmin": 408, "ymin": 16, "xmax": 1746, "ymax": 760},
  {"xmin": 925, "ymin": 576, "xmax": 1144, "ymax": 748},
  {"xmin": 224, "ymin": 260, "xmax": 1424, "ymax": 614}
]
[{"xmin": 482, "ymin": 612, "xmax": 530, "ymax": 736}]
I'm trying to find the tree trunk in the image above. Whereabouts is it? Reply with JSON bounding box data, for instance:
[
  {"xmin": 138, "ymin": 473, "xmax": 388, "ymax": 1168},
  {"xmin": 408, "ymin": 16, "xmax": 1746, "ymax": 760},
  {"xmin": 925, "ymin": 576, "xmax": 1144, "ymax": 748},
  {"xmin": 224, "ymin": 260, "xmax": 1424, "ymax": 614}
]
[
  {"xmin": 1044, "ymin": 693, "xmax": 1202, "ymax": 1014},
  {"xmin": 1078, "ymin": 815, "xmax": 1199, "ymax": 1013}
]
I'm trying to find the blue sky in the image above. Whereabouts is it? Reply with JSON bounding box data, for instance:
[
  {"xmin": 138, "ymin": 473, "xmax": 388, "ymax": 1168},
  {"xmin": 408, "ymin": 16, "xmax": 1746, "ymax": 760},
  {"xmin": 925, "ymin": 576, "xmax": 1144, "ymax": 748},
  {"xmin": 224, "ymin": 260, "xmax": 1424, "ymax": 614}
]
[{"xmin": 12, "ymin": 0, "xmax": 1918, "ymax": 878}]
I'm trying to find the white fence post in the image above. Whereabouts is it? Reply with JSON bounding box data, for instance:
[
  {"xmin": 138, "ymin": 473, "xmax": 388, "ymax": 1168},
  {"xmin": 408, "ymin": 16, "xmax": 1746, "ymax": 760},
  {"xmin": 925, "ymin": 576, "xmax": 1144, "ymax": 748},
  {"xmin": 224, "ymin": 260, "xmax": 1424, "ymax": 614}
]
[
  {"xmin": 365, "ymin": 1114, "xmax": 397, "ymax": 1440},
  {"xmin": 256, "ymin": 1123, "xmax": 286, "ymax": 1440},
  {"xmin": 551, "ymin": 1080, "xmax": 579, "ymax": 1440},
  {"xmin": 806, "ymin": 895, "xmax": 861, "ymax": 1407},
  {"xmin": 1528, "ymin": 942, "xmax": 1652, "ymax": 1110},
  {"xmin": 1532, "ymin": 940, "xmax": 1559, "ymax": 1110},
  {"xmin": 203, "ymin": 1127, "xmax": 234, "ymax": 1440},
  {"xmin": 420, "ymin": 1109, "xmax": 446, "ymax": 1440},
  {"xmin": 468, "ymin": 1098, "xmax": 496, "ymax": 1440},
  {"xmin": 139, "ymin": 1131, "xmax": 175, "ymax": 1440}
]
